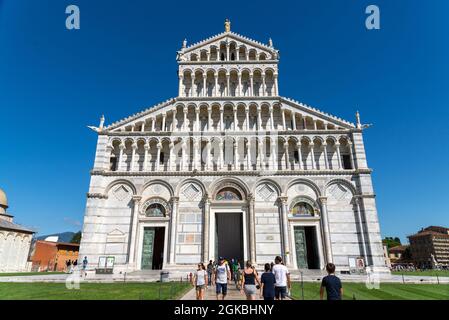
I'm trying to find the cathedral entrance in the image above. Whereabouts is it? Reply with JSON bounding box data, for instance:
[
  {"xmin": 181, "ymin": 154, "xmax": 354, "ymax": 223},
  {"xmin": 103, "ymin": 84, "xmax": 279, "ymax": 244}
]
[
  {"xmin": 294, "ymin": 226, "xmax": 320, "ymax": 269},
  {"xmin": 141, "ymin": 227, "xmax": 165, "ymax": 270},
  {"xmin": 215, "ymin": 212, "xmax": 244, "ymax": 264}
]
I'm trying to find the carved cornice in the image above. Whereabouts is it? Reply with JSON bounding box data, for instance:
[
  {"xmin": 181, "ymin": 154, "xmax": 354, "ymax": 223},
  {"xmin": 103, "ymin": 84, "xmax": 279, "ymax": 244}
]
[
  {"xmin": 91, "ymin": 168, "xmax": 372, "ymax": 177},
  {"xmin": 86, "ymin": 193, "xmax": 108, "ymax": 199}
]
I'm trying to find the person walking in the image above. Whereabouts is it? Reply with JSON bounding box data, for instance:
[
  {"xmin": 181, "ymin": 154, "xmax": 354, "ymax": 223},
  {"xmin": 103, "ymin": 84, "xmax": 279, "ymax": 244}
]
[
  {"xmin": 213, "ymin": 257, "xmax": 231, "ymax": 300},
  {"xmin": 240, "ymin": 261, "xmax": 260, "ymax": 300},
  {"xmin": 82, "ymin": 256, "xmax": 88, "ymax": 277},
  {"xmin": 272, "ymin": 256, "xmax": 291, "ymax": 300},
  {"xmin": 192, "ymin": 263, "xmax": 208, "ymax": 300},
  {"xmin": 320, "ymin": 263, "xmax": 343, "ymax": 300},
  {"xmin": 232, "ymin": 259, "xmax": 240, "ymax": 288},
  {"xmin": 260, "ymin": 263, "xmax": 276, "ymax": 300},
  {"xmin": 206, "ymin": 260, "xmax": 214, "ymax": 286}
]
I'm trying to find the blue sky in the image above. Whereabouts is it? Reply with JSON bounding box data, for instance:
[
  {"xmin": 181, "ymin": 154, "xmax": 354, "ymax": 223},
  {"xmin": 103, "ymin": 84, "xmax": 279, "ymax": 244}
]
[{"xmin": 0, "ymin": 0, "xmax": 448, "ymax": 242}]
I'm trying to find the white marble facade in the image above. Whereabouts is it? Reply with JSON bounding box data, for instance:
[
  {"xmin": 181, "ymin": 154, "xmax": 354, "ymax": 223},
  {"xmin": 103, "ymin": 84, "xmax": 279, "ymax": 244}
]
[{"xmin": 79, "ymin": 22, "xmax": 388, "ymax": 274}]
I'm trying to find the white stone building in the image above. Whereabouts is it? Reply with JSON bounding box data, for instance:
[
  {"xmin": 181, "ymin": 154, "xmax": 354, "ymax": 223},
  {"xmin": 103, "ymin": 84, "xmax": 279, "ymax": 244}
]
[
  {"xmin": 0, "ymin": 188, "xmax": 34, "ymax": 272},
  {"xmin": 79, "ymin": 21, "xmax": 388, "ymax": 274}
]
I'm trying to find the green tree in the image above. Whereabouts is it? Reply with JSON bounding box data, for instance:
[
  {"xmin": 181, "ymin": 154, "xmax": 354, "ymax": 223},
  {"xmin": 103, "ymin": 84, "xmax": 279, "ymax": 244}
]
[
  {"xmin": 70, "ymin": 231, "xmax": 81, "ymax": 244},
  {"xmin": 382, "ymin": 237, "xmax": 402, "ymax": 249}
]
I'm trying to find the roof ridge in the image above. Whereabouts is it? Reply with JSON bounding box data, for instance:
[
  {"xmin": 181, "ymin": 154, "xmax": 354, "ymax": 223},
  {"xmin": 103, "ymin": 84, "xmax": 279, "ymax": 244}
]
[
  {"xmin": 183, "ymin": 31, "xmax": 275, "ymax": 52},
  {"xmin": 105, "ymin": 98, "xmax": 176, "ymax": 130},
  {"xmin": 281, "ymin": 96, "xmax": 355, "ymax": 127}
]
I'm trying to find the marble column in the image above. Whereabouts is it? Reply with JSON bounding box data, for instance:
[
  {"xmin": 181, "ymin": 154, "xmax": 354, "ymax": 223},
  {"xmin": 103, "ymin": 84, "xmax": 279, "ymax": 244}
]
[
  {"xmin": 181, "ymin": 140, "xmax": 187, "ymax": 171},
  {"xmin": 130, "ymin": 142, "xmax": 137, "ymax": 171},
  {"xmin": 249, "ymin": 74, "xmax": 254, "ymax": 96},
  {"xmin": 257, "ymin": 107, "xmax": 262, "ymax": 131},
  {"xmin": 220, "ymin": 107, "xmax": 224, "ymax": 131},
  {"xmin": 156, "ymin": 143, "xmax": 162, "ymax": 171},
  {"xmin": 262, "ymin": 73, "xmax": 266, "ymax": 96},
  {"xmin": 269, "ymin": 106, "xmax": 274, "ymax": 130},
  {"xmin": 233, "ymin": 107, "xmax": 237, "ymax": 131},
  {"xmin": 202, "ymin": 195, "xmax": 211, "ymax": 263},
  {"xmin": 183, "ymin": 107, "xmax": 188, "ymax": 131},
  {"xmin": 118, "ymin": 143, "xmax": 125, "ymax": 171},
  {"xmin": 279, "ymin": 196, "xmax": 292, "ymax": 266},
  {"xmin": 169, "ymin": 196, "xmax": 179, "ymax": 264},
  {"xmin": 214, "ymin": 74, "xmax": 218, "ymax": 96},
  {"xmin": 271, "ymin": 140, "xmax": 277, "ymax": 170},
  {"xmin": 274, "ymin": 74, "xmax": 279, "ymax": 96},
  {"xmin": 203, "ymin": 75, "xmax": 207, "ymax": 97},
  {"xmin": 296, "ymin": 142, "xmax": 302, "ymax": 170},
  {"xmin": 284, "ymin": 142, "xmax": 289, "ymax": 170},
  {"xmin": 234, "ymin": 139, "xmax": 239, "ymax": 169},
  {"xmin": 128, "ymin": 195, "xmax": 142, "ymax": 267},
  {"xmin": 238, "ymin": 73, "xmax": 242, "ymax": 96},
  {"xmin": 292, "ymin": 112, "xmax": 296, "ymax": 130},
  {"xmin": 335, "ymin": 143, "xmax": 342, "ymax": 169},
  {"xmin": 207, "ymin": 106, "xmax": 212, "ymax": 131},
  {"xmin": 151, "ymin": 117, "xmax": 156, "ymax": 131},
  {"xmin": 319, "ymin": 197, "xmax": 333, "ymax": 263},
  {"xmin": 206, "ymin": 140, "xmax": 211, "ymax": 170},
  {"xmin": 348, "ymin": 141, "xmax": 356, "ymax": 169},
  {"xmin": 143, "ymin": 143, "xmax": 149, "ymax": 171},
  {"xmin": 323, "ymin": 143, "xmax": 329, "ymax": 169},
  {"xmin": 248, "ymin": 194, "xmax": 256, "ymax": 263},
  {"xmin": 173, "ymin": 108, "xmax": 177, "ymax": 132},
  {"xmin": 169, "ymin": 141, "xmax": 175, "ymax": 170},
  {"xmin": 226, "ymin": 74, "xmax": 230, "ymax": 96},
  {"xmin": 245, "ymin": 108, "xmax": 250, "ymax": 131},
  {"xmin": 161, "ymin": 113, "xmax": 166, "ymax": 132},
  {"xmin": 310, "ymin": 143, "xmax": 316, "ymax": 170},
  {"xmin": 219, "ymin": 141, "xmax": 224, "ymax": 170},
  {"xmin": 195, "ymin": 107, "xmax": 200, "ymax": 131},
  {"xmin": 281, "ymin": 108, "xmax": 286, "ymax": 130}
]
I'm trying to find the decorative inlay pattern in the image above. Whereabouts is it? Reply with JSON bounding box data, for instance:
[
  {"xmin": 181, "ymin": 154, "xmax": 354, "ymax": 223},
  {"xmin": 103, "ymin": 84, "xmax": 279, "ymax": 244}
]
[
  {"xmin": 183, "ymin": 184, "xmax": 200, "ymax": 200},
  {"xmin": 328, "ymin": 183, "xmax": 349, "ymax": 201},
  {"xmin": 258, "ymin": 184, "xmax": 275, "ymax": 201},
  {"xmin": 113, "ymin": 185, "xmax": 130, "ymax": 201}
]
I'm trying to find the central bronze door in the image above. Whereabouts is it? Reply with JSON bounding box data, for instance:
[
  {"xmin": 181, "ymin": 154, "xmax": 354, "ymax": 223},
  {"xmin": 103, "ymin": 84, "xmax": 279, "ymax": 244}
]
[{"xmin": 215, "ymin": 212, "xmax": 243, "ymax": 263}]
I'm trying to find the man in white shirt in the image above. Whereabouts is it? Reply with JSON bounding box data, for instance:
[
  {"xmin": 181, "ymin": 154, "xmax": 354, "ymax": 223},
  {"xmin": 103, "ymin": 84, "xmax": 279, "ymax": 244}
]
[
  {"xmin": 272, "ymin": 256, "xmax": 291, "ymax": 300},
  {"xmin": 213, "ymin": 257, "xmax": 231, "ymax": 300}
]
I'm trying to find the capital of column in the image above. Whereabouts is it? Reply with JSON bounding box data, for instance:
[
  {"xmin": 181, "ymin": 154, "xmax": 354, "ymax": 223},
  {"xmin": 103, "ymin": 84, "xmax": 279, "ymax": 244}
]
[
  {"xmin": 171, "ymin": 196, "xmax": 180, "ymax": 204},
  {"xmin": 278, "ymin": 196, "xmax": 288, "ymax": 204},
  {"xmin": 156, "ymin": 143, "xmax": 162, "ymax": 149},
  {"xmin": 318, "ymin": 196, "xmax": 328, "ymax": 205},
  {"xmin": 132, "ymin": 195, "xmax": 142, "ymax": 202},
  {"xmin": 131, "ymin": 143, "xmax": 138, "ymax": 150}
]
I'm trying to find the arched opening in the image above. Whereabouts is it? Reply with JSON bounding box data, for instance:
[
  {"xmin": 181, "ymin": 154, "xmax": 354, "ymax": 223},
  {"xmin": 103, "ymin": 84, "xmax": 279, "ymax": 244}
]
[
  {"xmin": 145, "ymin": 203, "xmax": 166, "ymax": 217},
  {"xmin": 215, "ymin": 187, "xmax": 242, "ymax": 201}
]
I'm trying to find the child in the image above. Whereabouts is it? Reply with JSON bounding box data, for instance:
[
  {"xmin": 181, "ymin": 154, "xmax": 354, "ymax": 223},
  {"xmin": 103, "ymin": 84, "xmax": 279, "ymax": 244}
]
[{"xmin": 320, "ymin": 263, "xmax": 343, "ymax": 300}]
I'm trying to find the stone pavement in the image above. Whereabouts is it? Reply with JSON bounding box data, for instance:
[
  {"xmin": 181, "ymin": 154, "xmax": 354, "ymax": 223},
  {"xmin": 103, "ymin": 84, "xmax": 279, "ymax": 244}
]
[{"xmin": 180, "ymin": 282, "xmax": 263, "ymax": 300}]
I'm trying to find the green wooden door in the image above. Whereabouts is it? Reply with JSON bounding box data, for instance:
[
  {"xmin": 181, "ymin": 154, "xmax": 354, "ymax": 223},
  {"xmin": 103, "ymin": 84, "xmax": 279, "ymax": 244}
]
[
  {"xmin": 294, "ymin": 227, "xmax": 308, "ymax": 269},
  {"xmin": 141, "ymin": 228, "xmax": 155, "ymax": 270}
]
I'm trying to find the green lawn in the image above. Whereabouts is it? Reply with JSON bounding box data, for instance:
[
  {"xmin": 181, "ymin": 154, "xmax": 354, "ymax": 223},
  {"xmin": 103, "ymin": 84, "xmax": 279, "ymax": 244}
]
[
  {"xmin": 0, "ymin": 282, "xmax": 191, "ymax": 300},
  {"xmin": 0, "ymin": 272, "xmax": 65, "ymax": 277},
  {"xmin": 291, "ymin": 282, "xmax": 449, "ymax": 300},
  {"xmin": 391, "ymin": 270, "xmax": 449, "ymax": 277}
]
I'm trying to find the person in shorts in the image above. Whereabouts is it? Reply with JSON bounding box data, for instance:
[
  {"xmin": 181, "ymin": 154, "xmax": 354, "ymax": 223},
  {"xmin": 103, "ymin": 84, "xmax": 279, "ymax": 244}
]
[
  {"xmin": 272, "ymin": 256, "xmax": 290, "ymax": 300},
  {"xmin": 192, "ymin": 263, "xmax": 208, "ymax": 300},
  {"xmin": 260, "ymin": 263, "xmax": 276, "ymax": 300},
  {"xmin": 213, "ymin": 257, "xmax": 231, "ymax": 300},
  {"xmin": 240, "ymin": 261, "xmax": 260, "ymax": 300},
  {"xmin": 320, "ymin": 263, "xmax": 343, "ymax": 300}
]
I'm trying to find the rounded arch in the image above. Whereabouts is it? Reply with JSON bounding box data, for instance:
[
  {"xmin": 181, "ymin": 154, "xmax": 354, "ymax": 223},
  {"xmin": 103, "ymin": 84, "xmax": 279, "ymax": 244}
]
[
  {"xmin": 175, "ymin": 177, "xmax": 207, "ymax": 197},
  {"xmin": 140, "ymin": 179, "xmax": 175, "ymax": 197},
  {"xmin": 140, "ymin": 196, "xmax": 171, "ymax": 216},
  {"xmin": 324, "ymin": 179, "xmax": 357, "ymax": 197},
  {"xmin": 210, "ymin": 177, "xmax": 250, "ymax": 200},
  {"xmin": 254, "ymin": 178, "xmax": 282, "ymax": 196},
  {"xmin": 289, "ymin": 195, "xmax": 319, "ymax": 216},
  {"xmin": 284, "ymin": 178, "xmax": 322, "ymax": 198},
  {"xmin": 104, "ymin": 179, "xmax": 137, "ymax": 196}
]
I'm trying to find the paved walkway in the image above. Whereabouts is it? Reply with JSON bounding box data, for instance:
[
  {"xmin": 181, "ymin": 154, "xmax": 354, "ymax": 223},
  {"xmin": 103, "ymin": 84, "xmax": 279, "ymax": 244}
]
[{"xmin": 181, "ymin": 282, "xmax": 263, "ymax": 300}]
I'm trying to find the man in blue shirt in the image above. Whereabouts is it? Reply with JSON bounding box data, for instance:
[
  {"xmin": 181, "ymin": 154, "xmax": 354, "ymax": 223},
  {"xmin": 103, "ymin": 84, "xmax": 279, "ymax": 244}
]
[{"xmin": 320, "ymin": 263, "xmax": 343, "ymax": 300}]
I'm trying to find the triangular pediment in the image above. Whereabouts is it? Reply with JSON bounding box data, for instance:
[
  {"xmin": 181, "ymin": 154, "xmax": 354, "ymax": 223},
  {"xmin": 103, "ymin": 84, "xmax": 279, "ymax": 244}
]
[
  {"xmin": 103, "ymin": 96, "xmax": 354, "ymax": 132},
  {"xmin": 180, "ymin": 31, "xmax": 279, "ymax": 60}
]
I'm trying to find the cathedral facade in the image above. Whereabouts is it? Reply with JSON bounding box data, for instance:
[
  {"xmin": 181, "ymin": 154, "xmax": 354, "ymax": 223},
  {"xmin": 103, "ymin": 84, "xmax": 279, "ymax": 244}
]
[{"xmin": 79, "ymin": 22, "xmax": 387, "ymax": 274}]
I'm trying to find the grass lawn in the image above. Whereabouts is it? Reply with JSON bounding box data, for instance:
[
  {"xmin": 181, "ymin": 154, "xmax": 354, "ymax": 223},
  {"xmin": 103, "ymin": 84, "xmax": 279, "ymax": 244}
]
[
  {"xmin": 391, "ymin": 270, "xmax": 449, "ymax": 277},
  {"xmin": 291, "ymin": 282, "xmax": 449, "ymax": 300},
  {"xmin": 0, "ymin": 282, "xmax": 191, "ymax": 300},
  {"xmin": 0, "ymin": 272, "xmax": 65, "ymax": 277}
]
